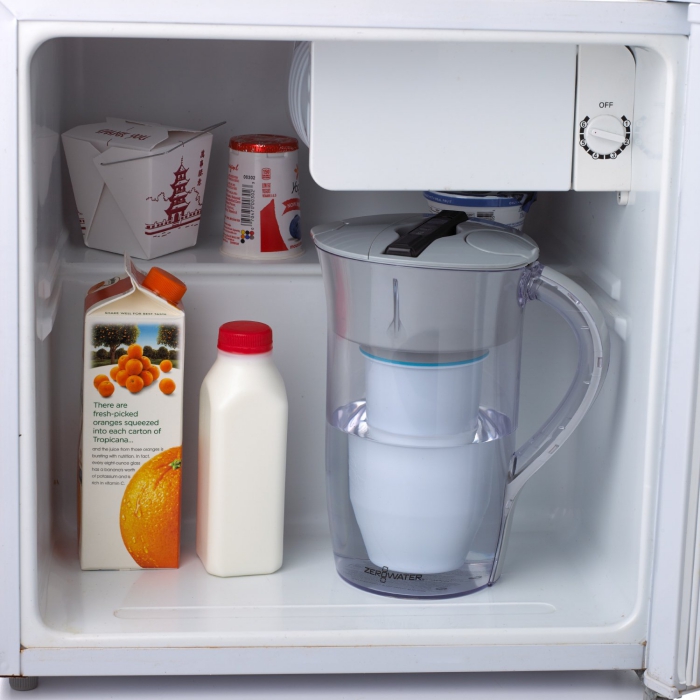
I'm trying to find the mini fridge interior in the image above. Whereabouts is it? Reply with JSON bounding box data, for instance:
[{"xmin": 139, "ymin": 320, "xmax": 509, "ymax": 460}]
[{"xmin": 5, "ymin": 5, "xmax": 700, "ymax": 698}]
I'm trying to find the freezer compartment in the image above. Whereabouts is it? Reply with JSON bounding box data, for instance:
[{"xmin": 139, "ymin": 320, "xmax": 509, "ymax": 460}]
[
  {"xmin": 309, "ymin": 41, "xmax": 578, "ymax": 191},
  {"xmin": 18, "ymin": 30, "xmax": 684, "ymax": 672}
]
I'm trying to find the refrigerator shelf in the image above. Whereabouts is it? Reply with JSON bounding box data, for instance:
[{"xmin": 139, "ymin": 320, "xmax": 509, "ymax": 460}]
[
  {"xmin": 24, "ymin": 522, "xmax": 642, "ymax": 660},
  {"xmin": 58, "ymin": 231, "xmax": 323, "ymax": 279}
]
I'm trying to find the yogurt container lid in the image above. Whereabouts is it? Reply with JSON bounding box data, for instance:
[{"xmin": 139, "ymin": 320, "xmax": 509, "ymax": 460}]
[
  {"xmin": 424, "ymin": 191, "xmax": 535, "ymax": 208},
  {"xmin": 229, "ymin": 134, "xmax": 298, "ymax": 153}
]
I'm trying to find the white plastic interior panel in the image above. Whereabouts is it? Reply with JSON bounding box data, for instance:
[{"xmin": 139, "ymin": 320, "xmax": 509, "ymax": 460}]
[
  {"xmin": 573, "ymin": 45, "xmax": 636, "ymax": 191},
  {"xmin": 13, "ymin": 22, "xmax": 688, "ymax": 677},
  {"xmin": 309, "ymin": 41, "xmax": 577, "ymax": 191}
]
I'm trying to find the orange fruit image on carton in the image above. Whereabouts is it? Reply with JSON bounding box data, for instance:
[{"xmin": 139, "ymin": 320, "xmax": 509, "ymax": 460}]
[
  {"xmin": 96, "ymin": 344, "xmax": 169, "ymax": 397},
  {"xmin": 97, "ymin": 380, "xmax": 115, "ymax": 398},
  {"xmin": 126, "ymin": 358, "xmax": 144, "ymax": 376},
  {"xmin": 120, "ymin": 446, "xmax": 182, "ymax": 568},
  {"xmin": 93, "ymin": 374, "xmax": 110, "ymax": 389},
  {"xmin": 159, "ymin": 378, "xmax": 176, "ymax": 395},
  {"xmin": 126, "ymin": 374, "xmax": 145, "ymax": 394}
]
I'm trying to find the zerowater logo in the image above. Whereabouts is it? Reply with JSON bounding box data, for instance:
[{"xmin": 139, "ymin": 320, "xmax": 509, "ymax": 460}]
[{"xmin": 365, "ymin": 566, "xmax": 423, "ymax": 583}]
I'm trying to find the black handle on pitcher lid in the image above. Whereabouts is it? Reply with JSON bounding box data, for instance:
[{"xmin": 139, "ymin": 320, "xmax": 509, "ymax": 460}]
[{"xmin": 383, "ymin": 210, "xmax": 468, "ymax": 258}]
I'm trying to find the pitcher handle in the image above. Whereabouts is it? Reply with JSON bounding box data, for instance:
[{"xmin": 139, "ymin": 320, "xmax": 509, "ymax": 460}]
[{"xmin": 489, "ymin": 263, "xmax": 610, "ymax": 584}]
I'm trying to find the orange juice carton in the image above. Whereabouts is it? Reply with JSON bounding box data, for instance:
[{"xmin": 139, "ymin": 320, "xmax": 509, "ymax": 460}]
[
  {"xmin": 62, "ymin": 118, "xmax": 213, "ymax": 259},
  {"xmin": 80, "ymin": 255, "xmax": 186, "ymax": 570}
]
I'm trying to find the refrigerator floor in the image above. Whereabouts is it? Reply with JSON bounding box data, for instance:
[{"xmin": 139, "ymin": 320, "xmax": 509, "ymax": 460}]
[{"xmin": 27, "ymin": 522, "xmax": 641, "ymax": 652}]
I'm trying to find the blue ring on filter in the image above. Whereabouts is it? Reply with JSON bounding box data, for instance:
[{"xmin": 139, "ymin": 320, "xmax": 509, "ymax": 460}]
[
  {"xmin": 360, "ymin": 348, "xmax": 489, "ymax": 368},
  {"xmin": 423, "ymin": 191, "xmax": 524, "ymax": 208}
]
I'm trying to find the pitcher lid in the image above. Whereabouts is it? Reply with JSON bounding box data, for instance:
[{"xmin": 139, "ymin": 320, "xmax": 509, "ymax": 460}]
[{"xmin": 311, "ymin": 213, "xmax": 539, "ymax": 271}]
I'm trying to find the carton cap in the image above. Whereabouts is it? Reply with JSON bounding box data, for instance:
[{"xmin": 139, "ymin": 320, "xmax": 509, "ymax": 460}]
[{"xmin": 142, "ymin": 267, "xmax": 187, "ymax": 305}]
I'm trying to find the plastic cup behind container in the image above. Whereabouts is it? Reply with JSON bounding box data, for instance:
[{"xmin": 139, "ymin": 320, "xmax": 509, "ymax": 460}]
[
  {"xmin": 348, "ymin": 433, "xmax": 500, "ymax": 574},
  {"xmin": 362, "ymin": 349, "xmax": 487, "ymax": 438}
]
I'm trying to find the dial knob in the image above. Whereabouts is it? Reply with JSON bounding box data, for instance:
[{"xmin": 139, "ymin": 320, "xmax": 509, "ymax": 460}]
[{"xmin": 579, "ymin": 114, "xmax": 631, "ymax": 160}]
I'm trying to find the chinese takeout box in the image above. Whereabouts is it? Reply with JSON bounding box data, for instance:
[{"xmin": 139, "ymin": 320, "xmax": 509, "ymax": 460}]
[{"xmin": 62, "ymin": 118, "xmax": 213, "ymax": 260}]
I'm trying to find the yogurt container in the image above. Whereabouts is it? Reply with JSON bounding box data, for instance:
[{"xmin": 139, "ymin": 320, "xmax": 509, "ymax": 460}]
[
  {"xmin": 222, "ymin": 134, "xmax": 303, "ymax": 260},
  {"xmin": 423, "ymin": 191, "xmax": 536, "ymax": 231}
]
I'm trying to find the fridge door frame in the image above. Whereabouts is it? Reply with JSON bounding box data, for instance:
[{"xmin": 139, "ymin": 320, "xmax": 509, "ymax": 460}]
[
  {"xmin": 0, "ymin": 0, "xmax": 21, "ymax": 680},
  {"xmin": 2, "ymin": 0, "xmax": 699, "ymax": 686},
  {"xmin": 0, "ymin": 0, "xmax": 691, "ymax": 35},
  {"xmin": 646, "ymin": 12, "xmax": 700, "ymax": 699}
]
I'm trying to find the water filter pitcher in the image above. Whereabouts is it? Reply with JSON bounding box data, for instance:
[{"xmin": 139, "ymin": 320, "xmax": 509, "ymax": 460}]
[{"xmin": 313, "ymin": 212, "xmax": 610, "ymax": 598}]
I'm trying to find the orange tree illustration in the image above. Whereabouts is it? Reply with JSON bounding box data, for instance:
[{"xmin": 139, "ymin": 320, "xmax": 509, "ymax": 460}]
[
  {"xmin": 156, "ymin": 325, "xmax": 179, "ymax": 362},
  {"xmin": 92, "ymin": 324, "xmax": 141, "ymax": 363},
  {"xmin": 156, "ymin": 325, "xmax": 179, "ymax": 349}
]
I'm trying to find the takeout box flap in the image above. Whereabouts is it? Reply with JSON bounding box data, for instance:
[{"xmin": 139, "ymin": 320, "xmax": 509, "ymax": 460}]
[
  {"xmin": 94, "ymin": 148, "xmax": 152, "ymax": 251},
  {"xmin": 61, "ymin": 135, "xmax": 105, "ymax": 238},
  {"xmin": 84, "ymin": 184, "xmax": 150, "ymax": 259},
  {"xmin": 63, "ymin": 118, "xmax": 203, "ymax": 153},
  {"xmin": 106, "ymin": 117, "xmax": 204, "ymax": 135}
]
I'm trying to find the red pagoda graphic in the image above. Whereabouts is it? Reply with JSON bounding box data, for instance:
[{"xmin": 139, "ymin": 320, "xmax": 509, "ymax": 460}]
[
  {"xmin": 165, "ymin": 159, "xmax": 189, "ymax": 223},
  {"xmin": 145, "ymin": 157, "xmax": 202, "ymax": 237}
]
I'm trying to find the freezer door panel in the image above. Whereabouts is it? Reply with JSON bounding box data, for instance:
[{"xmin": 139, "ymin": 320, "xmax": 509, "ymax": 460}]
[{"xmin": 309, "ymin": 41, "xmax": 577, "ymax": 191}]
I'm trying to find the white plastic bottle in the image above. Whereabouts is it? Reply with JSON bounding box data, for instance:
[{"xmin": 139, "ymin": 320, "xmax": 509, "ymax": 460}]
[{"xmin": 196, "ymin": 321, "xmax": 288, "ymax": 577}]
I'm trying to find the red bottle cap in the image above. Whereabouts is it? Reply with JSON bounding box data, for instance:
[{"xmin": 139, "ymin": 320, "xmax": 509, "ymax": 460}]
[
  {"xmin": 218, "ymin": 321, "xmax": 273, "ymax": 354},
  {"xmin": 229, "ymin": 134, "xmax": 298, "ymax": 154}
]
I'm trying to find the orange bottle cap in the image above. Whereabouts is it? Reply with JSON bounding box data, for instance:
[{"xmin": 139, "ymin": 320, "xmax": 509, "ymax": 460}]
[{"xmin": 142, "ymin": 267, "xmax": 187, "ymax": 305}]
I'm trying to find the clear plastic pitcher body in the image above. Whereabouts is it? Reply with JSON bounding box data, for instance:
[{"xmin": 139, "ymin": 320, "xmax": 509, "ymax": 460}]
[
  {"xmin": 322, "ymin": 254, "xmax": 526, "ymax": 596},
  {"xmin": 315, "ymin": 215, "xmax": 609, "ymax": 598}
]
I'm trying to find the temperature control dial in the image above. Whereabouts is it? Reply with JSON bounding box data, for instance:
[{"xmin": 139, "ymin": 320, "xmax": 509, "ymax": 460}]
[{"xmin": 579, "ymin": 114, "xmax": 631, "ymax": 160}]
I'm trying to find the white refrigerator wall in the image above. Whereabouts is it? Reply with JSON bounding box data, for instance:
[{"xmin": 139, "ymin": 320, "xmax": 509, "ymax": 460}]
[{"xmin": 9, "ymin": 21, "xmax": 694, "ymax": 679}]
